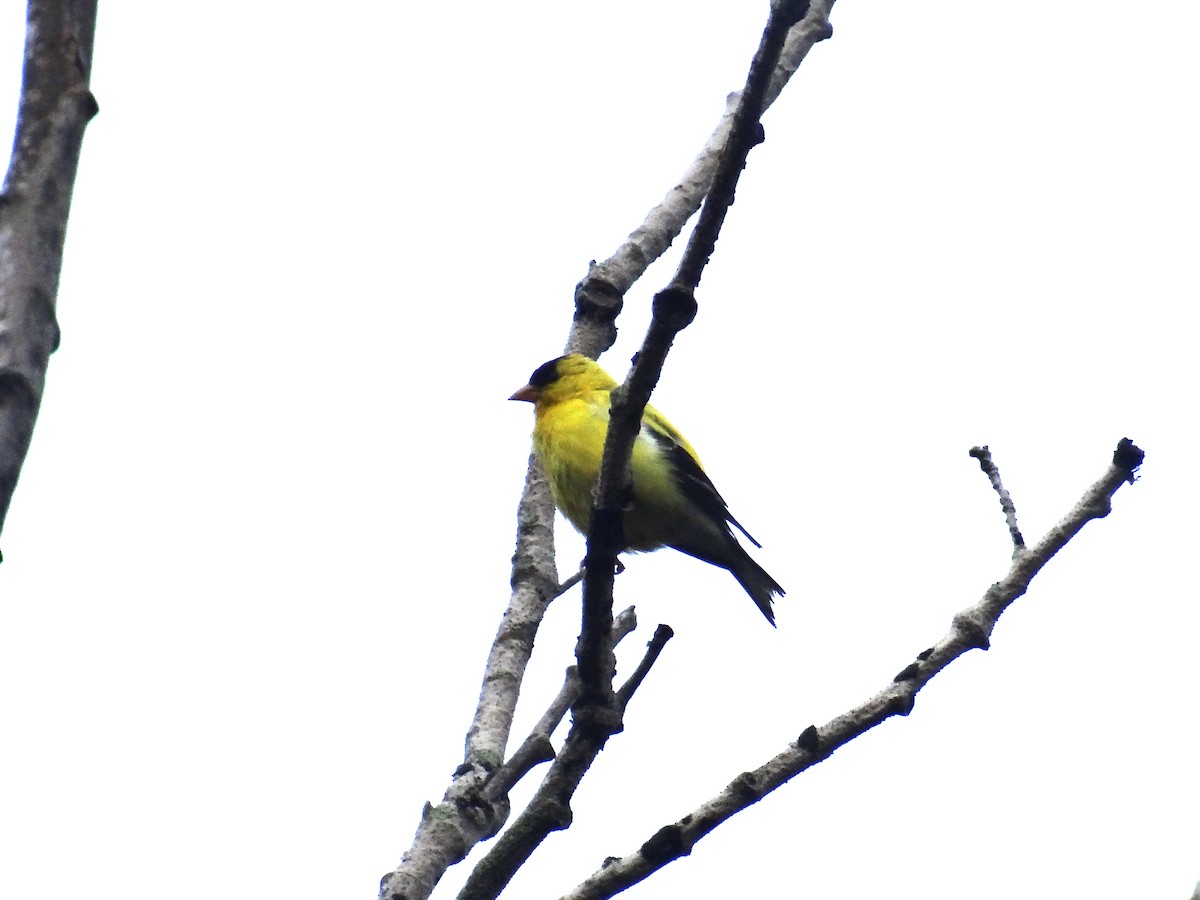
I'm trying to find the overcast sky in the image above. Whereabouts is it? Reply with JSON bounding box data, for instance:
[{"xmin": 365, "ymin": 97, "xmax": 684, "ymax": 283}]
[{"xmin": 1, "ymin": 3, "xmax": 1197, "ymax": 899}]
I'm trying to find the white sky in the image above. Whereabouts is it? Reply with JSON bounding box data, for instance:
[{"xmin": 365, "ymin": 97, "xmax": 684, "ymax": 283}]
[{"xmin": 1, "ymin": 2, "xmax": 1197, "ymax": 898}]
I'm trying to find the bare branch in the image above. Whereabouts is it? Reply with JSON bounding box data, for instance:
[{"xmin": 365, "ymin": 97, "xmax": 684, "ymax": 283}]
[
  {"xmin": 465, "ymin": 8, "xmax": 817, "ymax": 896},
  {"xmin": 969, "ymin": 445, "xmax": 1024, "ymax": 551},
  {"xmin": 383, "ymin": 3, "xmax": 838, "ymax": 897},
  {"xmin": 467, "ymin": 459, "xmax": 561, "ymax": 765},
  {"xmin": 559, "ymin": 441, "xmax": 1144, "ymax": 900},
  {"xmin": 551, "ymin": 567, "xmax": 586, "ymax": 600},
  {"xmin": 579, "ymin": 0, "xmax": 814, "ymax": 711},
  {"xmin": 570, "ymin": 0, "xmax": 836, "ymax": 359},
  {"xmin": 485, "ymin": 607, "xmax": 638, "ymax": 803},
  {"xmin": 448, "ymin": 7, "xmax": 824, "ymax": 899},
  {"xmin": 0, "ymin": 0, "xmax": 99, "ymax": 535},
  {"xmin": 458, "ymin": 617, "xmax": 673, "ymax": 900},
  {"xmin": 379, "ymin": 461, "xmax": 561, "ymax": 900},
  {"xmin": 615, "ymin": 625, "xmax": 674, "ymax": 709},
  {"xmin": 767, "ymin": 0, "xmax": 836, "ymax": 103},
  {"xmin": 672, "ymin": 0, "xmax": 813, "ymax": 293}
]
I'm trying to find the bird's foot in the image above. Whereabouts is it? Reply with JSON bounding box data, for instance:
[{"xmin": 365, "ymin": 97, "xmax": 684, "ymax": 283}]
[{"xmin": 578, "ymin": 556, "xmax": 627, "ymax": 576}]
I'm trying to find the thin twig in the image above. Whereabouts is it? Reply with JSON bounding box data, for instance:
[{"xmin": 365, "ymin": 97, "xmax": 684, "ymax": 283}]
[
  {"xmin": 559, "ymin": 440, "xmax": 1144, "ymax": 900},
  {"xmin": 485, "ymin": 608, "xmax": 638, "ymax": 803},
  {"xmin": 551, "ymin": 567, "xmax": 586, "ymax": 600},
  {"xmin": 969, "ymin": 445, "xmax": 1025, "ymax": 551},
  {"xmin": 616, "ymin": 625, "xmax": 675, "ymax": 709},
  {"xmin": 457, "ymin": 627, "xmax": 668, "ymax": 900}
]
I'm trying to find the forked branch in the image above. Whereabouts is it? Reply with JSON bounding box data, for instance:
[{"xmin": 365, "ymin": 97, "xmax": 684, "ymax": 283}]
[
  {"xmin": 382, "ymin": 3, "xmax": 836, "ymax": 897},
  {"xmin": 558, "ymin": 440, "xmax": 1144, "ymax": 900}
]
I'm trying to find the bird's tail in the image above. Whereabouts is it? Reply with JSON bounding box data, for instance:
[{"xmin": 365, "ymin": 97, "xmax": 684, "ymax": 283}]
[{"xmin": 730, "ymin": 552, "xmax": 785, "ymax": 627}]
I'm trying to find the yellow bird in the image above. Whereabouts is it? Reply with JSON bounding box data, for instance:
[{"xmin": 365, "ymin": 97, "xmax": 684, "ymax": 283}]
[{"xmin": 510, "ymin": 354, "xmax": 784, "ymax": 625}]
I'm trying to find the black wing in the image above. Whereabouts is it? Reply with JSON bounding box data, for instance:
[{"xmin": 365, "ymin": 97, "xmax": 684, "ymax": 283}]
[{"xmin": 646, "ymin": 426, "xmax": 762, "ymax": 548}]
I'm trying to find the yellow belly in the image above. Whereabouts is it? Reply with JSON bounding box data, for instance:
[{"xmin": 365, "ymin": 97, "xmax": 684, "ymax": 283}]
[{"xmin": 533, "ymin": 398, "xmax": 696, "ymax": 552}]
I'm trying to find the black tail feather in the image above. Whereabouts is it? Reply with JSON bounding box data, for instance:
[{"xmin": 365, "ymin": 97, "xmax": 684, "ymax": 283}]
[{"xmin": 731, "ymin": 555, "xmax": 784, "ymax": 627}]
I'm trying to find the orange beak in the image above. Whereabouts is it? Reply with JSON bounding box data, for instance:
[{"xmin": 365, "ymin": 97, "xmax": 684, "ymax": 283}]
[{"xmin": 509, "ymin": 384, "xmax": 539, "ymax": 403}]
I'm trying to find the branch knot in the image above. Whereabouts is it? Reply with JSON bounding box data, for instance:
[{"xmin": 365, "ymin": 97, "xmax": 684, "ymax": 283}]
[{"xmin": 650, "ymin": 286, "xmax": 698, "ymax": 332}]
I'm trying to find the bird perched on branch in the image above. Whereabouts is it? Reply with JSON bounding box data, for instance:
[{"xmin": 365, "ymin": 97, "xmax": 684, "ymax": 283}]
[{"xmin": 510, "ymin": 353, "xmax": 784, "ymax": 625}]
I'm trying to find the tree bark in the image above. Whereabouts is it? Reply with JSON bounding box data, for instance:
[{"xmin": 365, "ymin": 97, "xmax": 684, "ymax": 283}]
[{"xmin": 0, "ymin": 0, "xmax": 98, "ymax": 535}]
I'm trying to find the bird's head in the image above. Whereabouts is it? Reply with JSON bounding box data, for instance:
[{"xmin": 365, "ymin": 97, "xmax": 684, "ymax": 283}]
[{"xmin": 509, "ymin": 354, "xmax": 619, "ymax": 408}]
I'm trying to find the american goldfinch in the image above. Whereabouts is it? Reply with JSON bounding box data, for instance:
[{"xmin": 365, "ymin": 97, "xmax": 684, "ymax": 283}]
[{"xmin": 510, "ymin": 354, "xmax": 784, "ymax": 625}]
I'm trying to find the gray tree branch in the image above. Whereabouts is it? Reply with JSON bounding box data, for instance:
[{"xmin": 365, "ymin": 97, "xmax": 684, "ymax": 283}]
[
  {"xmin": 558, "ymin": 440, "xmax": 1144, "ymax": 900},
  {"xmin": 444, "ymin": 6, "xmax": 816, "ymax": 899},
  {"xmin": 0, "ymin": 0, "xmax": 98, "ymax": 536},
  {"xmin": 379, "ymin": 4, "xmax": 837, "ymax": 898},
  {"xmin": 570, "ymin": 0, "xmax": 835, "ymax": 359},
  {"xmin": 970, "ymin": 445, "xmax": 1025, "ymax": 551}
]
